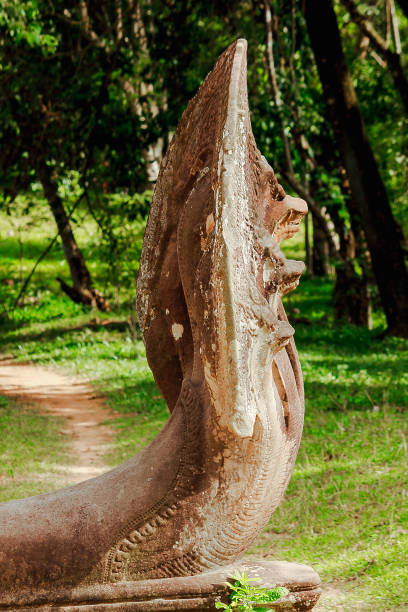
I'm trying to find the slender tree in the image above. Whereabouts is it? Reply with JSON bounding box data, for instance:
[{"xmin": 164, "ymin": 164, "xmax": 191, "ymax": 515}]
[
  {"xmin": 304, "ymin": 0, "xmax": 408, "ymax": 337},
  {"xmin": 340, "ymin": 0, "xmax": 408, "ymax": 114},
  {"xmin": 37, "ymin": 163, "xmax": 109, "ymax": 311}
]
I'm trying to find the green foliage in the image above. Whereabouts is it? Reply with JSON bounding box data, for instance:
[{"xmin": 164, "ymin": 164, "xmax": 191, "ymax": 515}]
[
  {"xmin": 215, "ymin": 571, "xmax": 289, "ymax": 611},
  {"xmin": 0, "ymin": 0, "xmax": 151, "ymax": 201},
  {"xmin": 87, "ymin": 190, "xmax": 152, "ymax": 304},
  {"xmin": 335, "ymin": 0, "xmax": 408, "ymax": 236},
  {"xmin": 1, "ymin": 0, "xmax": 407, "ymax": 328},
  {"xmin": 0, "ymin": 0, "xmax": 57, "ymax": 51}
]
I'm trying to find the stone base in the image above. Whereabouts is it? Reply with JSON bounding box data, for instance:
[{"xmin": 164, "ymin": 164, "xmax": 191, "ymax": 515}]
[{"xmin": 2, "ymin": 561, "xmax": 321, "ymax": 611}]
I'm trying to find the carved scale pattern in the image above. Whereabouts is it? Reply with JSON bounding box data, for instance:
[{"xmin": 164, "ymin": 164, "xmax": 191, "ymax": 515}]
[
  {"xmin": 199, "ymin": 349, "xmax": 302, "ymax": 568},
  {"xmin": 132, "ymin": 346, "xmax": 302, "ymax": 580},
  {"xmin": 104, "ymin": 362, "xmax": 299, "ymax": 582},
  {"xmin": 104, "ymin": 380, "xmax": 202, "ymax": 582}
]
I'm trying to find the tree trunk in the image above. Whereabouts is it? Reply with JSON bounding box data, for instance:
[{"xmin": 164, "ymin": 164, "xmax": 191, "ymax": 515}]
[
  {"xmin": 305, "ymin": 212, "xmax": 313, "ymax": 276},
  {"xmin": 304, "ymin": 0, "xmax": 408, "ymax": 337},
  {"xmin": 333, "ymin": 262, "xmax": 371, "ymax": 327},
  {"xmin": 312, "ymin": 212, "xmax": 332, "ymax": 276},
  {"xmin": 122, "ymin": 78, "xmax": 163, "ymax": 186},
  {"xmin": 77, "ymin": 0, "xmax": 164, "ymax": 187},
  {"xmin": 330, "ymin": 199, "xmax": 372, "ymax": 328},
  {"xmin": 127, "ymin": 0, "xmax": 164, "ymax": 187},
  {"xmin": 327, "ymin": 165, "xmax": 372, "ymax": 327},
  {"xmin": 38, "ymin": 164, "xmax": 110, "ymax": 311}
]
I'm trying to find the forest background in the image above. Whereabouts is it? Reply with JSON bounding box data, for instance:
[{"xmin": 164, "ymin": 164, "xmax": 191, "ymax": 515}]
[{"xmin": 0, "ymin": 1, "xmax": 407, "ymax": 610}]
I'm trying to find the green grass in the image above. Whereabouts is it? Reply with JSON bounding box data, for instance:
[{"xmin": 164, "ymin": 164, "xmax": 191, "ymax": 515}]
[
  {"xmin": 0, "ymin": 205, "xmax": 407, "ymax": 609},
  {"xmin": 0, "ymin": 395, "xmax": 69, "ymax": 501},
  {"xmin": 249, "ymin": 404, "xmax": 408, "ymax": 610}
]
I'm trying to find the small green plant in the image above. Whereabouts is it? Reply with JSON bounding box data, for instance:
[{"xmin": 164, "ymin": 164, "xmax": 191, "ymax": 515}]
[{"xmin": 215, "ymin": 571, "xmax": 289, "ymax": 611}]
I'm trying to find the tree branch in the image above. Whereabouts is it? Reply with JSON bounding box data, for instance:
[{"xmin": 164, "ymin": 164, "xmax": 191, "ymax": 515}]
[
  {"xmin": 341, "ymin": 0, "xmax": 388, "ymax": 53},
  {"xmin": 340, "ymin": 0, "xmax": 408, "ymax": 113},
  {"xmin": 264, "ymin": 0, "xmax": 293, "ymax": 174},
  {"xmin": 390, "ymin": 0, "xmax": 402, "ymax": 54},
  {"xmin": 116, "ymin": 0, "xmax": 124, "ymax": 43},
  {"xmin": 11, "ymin": 193, "xmax": 84, "ymax": 310}
]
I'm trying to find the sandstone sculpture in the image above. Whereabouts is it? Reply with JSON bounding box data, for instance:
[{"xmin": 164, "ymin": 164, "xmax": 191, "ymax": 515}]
[{"xmin": 0, "ymin": 40, "xmax": 320, "ymax": 610}]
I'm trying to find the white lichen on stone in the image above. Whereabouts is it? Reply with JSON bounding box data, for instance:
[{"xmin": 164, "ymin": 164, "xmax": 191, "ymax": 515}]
[{"xmin": 171, "ymin": 323, "xmax": 184, "ymax": 341}]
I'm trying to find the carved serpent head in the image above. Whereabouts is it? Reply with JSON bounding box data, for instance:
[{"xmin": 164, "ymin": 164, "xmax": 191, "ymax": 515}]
[{"xmin": 137, "ymin": 39, "xmax": 307, "ymax": 442}]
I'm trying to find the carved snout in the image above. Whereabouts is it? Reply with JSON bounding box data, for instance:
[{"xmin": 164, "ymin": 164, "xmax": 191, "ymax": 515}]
[
  {"xmin": 262, "ymin": 242, "xmax": 305, "ymax": 299},
  {"xmin": 283, "ymin": 195, "xmax": 308, "ymax": 216},
  {"xmin": 280, "ymin": 259, "xmax": 305, "ymax": 296},
  {"xmin": 273, "ymin": 320, "xmax": 295, "ymax": 350},
  {"xmin": 271, "ymin": 195, "xmax": 308, "ymax": 244}
]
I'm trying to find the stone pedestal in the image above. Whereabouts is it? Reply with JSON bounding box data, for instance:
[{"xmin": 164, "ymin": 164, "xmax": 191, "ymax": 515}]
[{"xmin": 2, "ymin": 561, "xmax": 320, "ymax": 611}]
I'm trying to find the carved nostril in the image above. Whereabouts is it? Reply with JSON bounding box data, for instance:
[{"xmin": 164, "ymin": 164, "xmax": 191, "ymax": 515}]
[{"xmin": 262, "ymin": 251, "xmax": 305, "ymax": 299}]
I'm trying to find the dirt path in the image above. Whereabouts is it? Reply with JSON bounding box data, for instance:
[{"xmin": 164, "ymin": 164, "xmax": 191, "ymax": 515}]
[{"xmin": 0, "ymin": 359, "xmax": 115, "ymax": 485}]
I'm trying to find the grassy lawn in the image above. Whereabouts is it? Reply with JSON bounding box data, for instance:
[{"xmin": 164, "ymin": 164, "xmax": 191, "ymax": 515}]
[
  {"xmin": 0, "ymin": 206, "xmax": 407, "ymax": 609},
  {"xmin": 0, "ymin": 394, "xmax": 70, "ymax": 501}
]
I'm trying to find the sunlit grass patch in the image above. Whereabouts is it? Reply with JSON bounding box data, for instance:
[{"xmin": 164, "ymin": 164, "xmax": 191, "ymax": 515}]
[
  {"xmin": 249, "ymin": 406, "xmax": 408, "ymax": 610},
  {"xmin": 0, "ymin": 200, "xmax": 146, "ymax": 314},
  {"xmin": 0, "ymin": 395, "xmax": 70, "ymax": 502}
]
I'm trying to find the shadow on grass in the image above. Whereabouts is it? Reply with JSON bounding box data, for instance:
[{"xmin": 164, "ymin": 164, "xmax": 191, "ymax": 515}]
[
  {"xmin": 0, "ymin": 238, "xmax": 66, "ymax": 263},
  {"xmin": 0, "ymin": 318, "xmax": 131, "ymax": 344}
]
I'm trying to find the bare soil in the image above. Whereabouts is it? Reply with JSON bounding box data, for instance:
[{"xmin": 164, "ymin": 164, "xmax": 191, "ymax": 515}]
[{"xmin": 0, "ymin": 359, "xmax": 115, "ymax": 485}]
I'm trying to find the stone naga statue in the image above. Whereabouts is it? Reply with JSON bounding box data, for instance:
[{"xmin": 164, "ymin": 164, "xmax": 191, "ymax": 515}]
[{"xmin": 0, "ymin": 40, "xmax": 320, "ymax": 610}]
